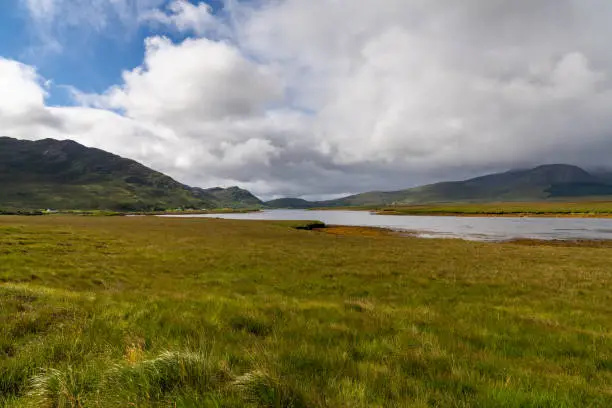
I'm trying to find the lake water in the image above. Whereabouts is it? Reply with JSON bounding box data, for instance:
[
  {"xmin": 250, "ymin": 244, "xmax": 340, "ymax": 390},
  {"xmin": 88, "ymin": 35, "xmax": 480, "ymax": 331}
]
[{"xmin": 162, "ymin": 209, "xmax": 612, "ymax": 242}]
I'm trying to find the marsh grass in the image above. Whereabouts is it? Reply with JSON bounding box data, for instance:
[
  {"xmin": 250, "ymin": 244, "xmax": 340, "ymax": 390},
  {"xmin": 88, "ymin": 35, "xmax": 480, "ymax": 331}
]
[{"xmin": 1, "ymin": 216, "xmax": 612, "ymax": 406}]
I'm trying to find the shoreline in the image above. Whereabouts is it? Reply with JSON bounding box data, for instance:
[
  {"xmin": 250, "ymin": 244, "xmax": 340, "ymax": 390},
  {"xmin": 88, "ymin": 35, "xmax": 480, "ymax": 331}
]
[
  {"xmin": 373, "ymin": 210, "xmax": 612, "ymax": 218},
  {"xmin": 314, "ymin": 224, "xmax": 612, "ymax": 246},
  {"xmin": 304, "ymin": 205, "xmax": 612, "ymax": 219}
]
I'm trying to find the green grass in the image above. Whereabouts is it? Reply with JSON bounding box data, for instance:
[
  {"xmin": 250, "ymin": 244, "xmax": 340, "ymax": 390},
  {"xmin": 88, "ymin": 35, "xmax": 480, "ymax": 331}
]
[
  {"xmin": 1, "ymin": 216, "xmax": 612, "ymax": 407},
  {"xmin": 374, "ymin": 201, "xmax": 612, "ymax": 216}
]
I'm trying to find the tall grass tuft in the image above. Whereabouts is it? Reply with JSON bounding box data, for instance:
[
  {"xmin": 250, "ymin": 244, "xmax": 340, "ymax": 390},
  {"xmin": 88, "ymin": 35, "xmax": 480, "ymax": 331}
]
[
  {"xmin": 234, "ymin": 369, "xmax": 309, "ymax": 408},
  {"xmin": 101, "ymin": 350, "xmax": 232, "ymax": 405},
  {"xmin": 28, "ymin": 367, "xmax": 91, "ymax": 408}
]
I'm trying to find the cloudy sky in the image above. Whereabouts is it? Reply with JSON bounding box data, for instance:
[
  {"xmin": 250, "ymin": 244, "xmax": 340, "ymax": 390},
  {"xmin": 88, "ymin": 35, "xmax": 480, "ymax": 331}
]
[{"xmin": 0, "ymin": 0, "xmax": 611, "ymax": 199}]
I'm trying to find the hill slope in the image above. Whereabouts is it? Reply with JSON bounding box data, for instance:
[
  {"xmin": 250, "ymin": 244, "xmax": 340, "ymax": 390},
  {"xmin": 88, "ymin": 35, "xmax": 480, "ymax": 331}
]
[
  {"xmin": 266, "ymin": 164, "xmax": 612, "ymax": 208},
  {"xmin": 264, "ymin": 198, "xmax": 319, "ymax": 209},
  {"xmin": 198, "ymin": 187, "xmax": 263, "ymax": 208},
  {"xmin": 0, "ymin": 137, "xmax": 262, "ymax": 211}
]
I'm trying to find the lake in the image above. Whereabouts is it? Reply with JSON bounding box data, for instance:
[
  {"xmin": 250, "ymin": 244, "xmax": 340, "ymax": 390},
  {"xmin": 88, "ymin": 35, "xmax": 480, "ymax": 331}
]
[{"xmin": 161, "ymin": 209, "xmax": 612, "ymax": 241}]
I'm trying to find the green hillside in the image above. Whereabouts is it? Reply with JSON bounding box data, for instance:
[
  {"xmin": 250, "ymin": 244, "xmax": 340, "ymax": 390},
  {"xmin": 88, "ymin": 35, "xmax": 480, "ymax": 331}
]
[
  {"xmin": 198, "ymin": 187, "xmax": 263, "ymax": 208},
  {"xmin": 266, "ymin": 164, "xmax": 612, "ymax": 208},
  {"xmin": 264, "ymin": 198, "xmax": 319, "ymax": 209},
  {"xmin": 0, "ymin": 137, "xmax": 262, "ymax": 211}
]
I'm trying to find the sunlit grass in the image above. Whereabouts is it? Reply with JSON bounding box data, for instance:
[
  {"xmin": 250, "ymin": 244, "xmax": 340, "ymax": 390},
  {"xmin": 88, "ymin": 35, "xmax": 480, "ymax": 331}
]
[{"xmin": 1, "ymin": 215, "xmax": 612, "ymax": 406}]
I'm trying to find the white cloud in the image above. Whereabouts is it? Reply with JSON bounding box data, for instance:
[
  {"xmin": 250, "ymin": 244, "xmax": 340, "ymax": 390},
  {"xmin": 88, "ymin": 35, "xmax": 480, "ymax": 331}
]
[
  {"xmin": 231, "ymin": 0, "xmax": 612, "ymax": 178},
  {"xmin": 0, "ymin": 58, "xmax": 48, "ymax": 115},
  {"xmin": 142, "ymin": 0, "xmax": 225, "ymax": 36},
  {"xmin": 7, "ymin": 0, "xmax": 612, "ymax": 199},
  {"xmin": 95, "ymin": 36, "xmax": 284, "ymax": 124}
]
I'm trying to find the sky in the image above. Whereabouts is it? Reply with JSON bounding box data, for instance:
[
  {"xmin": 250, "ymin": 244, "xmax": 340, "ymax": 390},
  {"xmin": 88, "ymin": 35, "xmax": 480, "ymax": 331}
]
[{"xmin": 1, "ymin": 1, "xmax": 612, "ymax": 200}]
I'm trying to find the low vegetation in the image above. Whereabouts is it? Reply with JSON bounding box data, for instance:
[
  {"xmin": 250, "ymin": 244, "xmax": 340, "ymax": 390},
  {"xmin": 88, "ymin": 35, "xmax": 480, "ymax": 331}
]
[
  {"xmin": 1, "ymin": 216, "xmax": 612, "ymax": 406},
  {"xmin": 0, "ymin": 210, "xmax": 44, "ymax": 216}
]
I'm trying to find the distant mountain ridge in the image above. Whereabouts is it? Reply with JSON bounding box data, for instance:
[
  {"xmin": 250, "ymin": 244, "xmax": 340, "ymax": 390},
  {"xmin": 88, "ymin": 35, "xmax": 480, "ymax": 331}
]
[
  {"xmin": 264, "ymin": 198, "xmax": 319, "ymax": 209},
  {"xmin": 4, "ymin": 137, "xmax": 610, "ymax": 212},
  {"xmin": 266, "ymin": 164, "xmax": 612, "ymax": 208},
  {"xmin": 0, "ymin": 137, "xmax": 262, "ymax": 211}
]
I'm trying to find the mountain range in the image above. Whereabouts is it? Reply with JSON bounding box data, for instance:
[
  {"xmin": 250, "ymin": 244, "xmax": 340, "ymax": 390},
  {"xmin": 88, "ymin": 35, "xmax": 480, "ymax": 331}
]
[
  {"xmin": 0, "ymin": 137, "xmax": 261, "ymax": 211},
  {"xmin": 266, "ymin": 164, "xmax": 612, "ymax": 208},
  {"xmin": 2, "ymin": 136, "xmax": 612, "ymax": 211}
]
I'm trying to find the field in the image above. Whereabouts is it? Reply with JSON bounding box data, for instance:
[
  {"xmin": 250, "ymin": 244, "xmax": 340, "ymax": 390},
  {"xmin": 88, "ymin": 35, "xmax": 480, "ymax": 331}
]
[
  {"xmin": 374, "ymin": 201, "xmax": 612, "ymax": 217},
  {"xmin": 1, "ymin": 216, "xmax": 612, "ymax": 407}
]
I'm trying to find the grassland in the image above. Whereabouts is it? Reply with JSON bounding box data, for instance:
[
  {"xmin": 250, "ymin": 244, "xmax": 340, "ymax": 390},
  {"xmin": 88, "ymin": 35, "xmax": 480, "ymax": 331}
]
[
  {"xmin": 1, "ymin": 216, "xmax": 612, "ymax": 407},
  {"xmin": 372, "ymin": 201, "xmax": 612, "ymax": 217}
]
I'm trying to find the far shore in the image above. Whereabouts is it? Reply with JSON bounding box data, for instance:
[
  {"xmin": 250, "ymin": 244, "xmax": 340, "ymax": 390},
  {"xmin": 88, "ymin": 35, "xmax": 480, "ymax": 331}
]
[
  {"xmin": 6, "ymin": 203, "xmax": 612, "ymax": 218},
  {"xmin": 297, "ymin": 201, "xmax": 612, "ymax": 218},
  {"xmin": 302, "ymin": 207, "xmax": 612, "ymax": 218},
  {"xmin": 0, "ymin": 208, "xmax": 263, "ymax": 217},
  {"xmin": 137, "ymin": 208, "xmax": 262, "ymax": 216},
  {"xmin": 373, "ymin": 210, "xmax": 612, "ymax": 218}
]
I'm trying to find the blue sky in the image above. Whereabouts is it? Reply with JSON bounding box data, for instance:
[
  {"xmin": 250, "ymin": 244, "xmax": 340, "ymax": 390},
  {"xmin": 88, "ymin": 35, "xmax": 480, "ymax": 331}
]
[
  {"xmin": 0, "ymin": 2, "xmax": 29, "ymax": 62},
  {"xmin": 0, "ymin": 0, "xmax": 224, "ymax": 105}
]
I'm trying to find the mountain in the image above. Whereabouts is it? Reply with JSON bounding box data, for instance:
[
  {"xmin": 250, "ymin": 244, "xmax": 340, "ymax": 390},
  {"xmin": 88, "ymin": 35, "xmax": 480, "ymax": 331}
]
[
  {"xmin": 265, "ymin": 198, "xmax": 319, "ymax": 209},
  {"xmin": 388, "ymin": 164, "xmax": 604, "ymax": 204},
  {"xmin": 593, "ymin": 170, "xmax": 612, "ymax": 184},
  {"xmin": 0, "ymin": 137, "xmax": 262, "ymax": 211},
  {"xmin": 196, "ymin": 187, "xmax": 263, "ymax": 208},
  {"xmin": 266, "ymin": 164, "xmax": 612, "ymax": 208}
]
